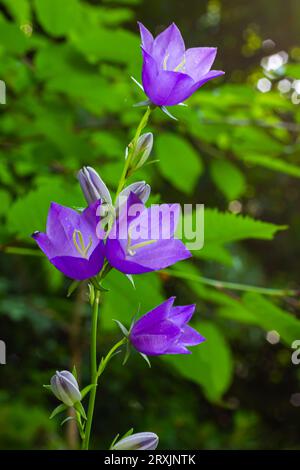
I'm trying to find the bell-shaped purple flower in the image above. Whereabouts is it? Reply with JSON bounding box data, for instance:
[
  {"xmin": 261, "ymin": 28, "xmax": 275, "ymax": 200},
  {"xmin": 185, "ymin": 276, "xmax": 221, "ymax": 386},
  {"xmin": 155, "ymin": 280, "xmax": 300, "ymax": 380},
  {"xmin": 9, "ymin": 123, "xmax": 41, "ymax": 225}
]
[
  {"xmin": 139, "ymin": 22, "xmax": 224, "ymax": 106},
  {"xmin": 129, "ymin": 297, "xmax": 205, "ymax": 356},
  {"xmin": 105, "ymin": 192, "xmax": 191, "ymax": 274},
  {"xmin": 32, "ymin": 201, "xmax": 105, "ymax": 281}
]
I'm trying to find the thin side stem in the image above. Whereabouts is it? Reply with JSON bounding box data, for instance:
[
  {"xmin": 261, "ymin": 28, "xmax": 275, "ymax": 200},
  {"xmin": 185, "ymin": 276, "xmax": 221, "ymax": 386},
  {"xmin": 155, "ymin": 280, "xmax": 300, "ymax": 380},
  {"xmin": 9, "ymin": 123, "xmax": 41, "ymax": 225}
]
[
  {"xmin": 114, "ymin": 107, "xmax": 152, "ymax": 202},
  {"xmin": 161, "ymin": 269, "xmax": 299, "ymax": 297},
  {"xmin": 82, "ymin": 289, "xmax": 101, "ymax": 450}
]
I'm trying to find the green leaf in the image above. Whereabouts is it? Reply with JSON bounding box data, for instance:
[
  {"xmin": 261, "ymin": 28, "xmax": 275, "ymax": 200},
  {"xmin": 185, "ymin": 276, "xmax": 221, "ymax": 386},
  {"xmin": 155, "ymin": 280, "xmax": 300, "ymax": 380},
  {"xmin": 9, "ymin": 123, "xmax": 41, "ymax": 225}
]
[
  {"xmin": 218, "ymin": 293, "xmax": 300, "ymax": 344},
  {"xmin": 1, "ymin": 0, "xmax": 31, "ymax": 23},
  {"xmin": 204, "ymin": 209, "xmax": 286, "ymax": 245},
  {"xmin": 49, "ymin": 404, "xmax": 67, "ymax": 420},
  {"xmin": 242, "ymin": 154, "xmax": 300, "ymax": 178},
  {"xmin": 34, "ymin": 0, "xmax": 81, "ymax": 37},
  {"xmin": 156, "ymin": 133, "xmax": 203, "ymax": 194},
  {"xmin": 164, "ymin": 322, "xmax": 233, "ymax": 402},
  {"xmin": 210, "ymin": 159, "xmax": 246, "ymax": 200},
  {"xmin": 7, "ymin": 178, "xmax": 83, "ymax": 239},
  {"xmin": 241, "ymin": 293, "xmax": 300, "ymax": 345}
]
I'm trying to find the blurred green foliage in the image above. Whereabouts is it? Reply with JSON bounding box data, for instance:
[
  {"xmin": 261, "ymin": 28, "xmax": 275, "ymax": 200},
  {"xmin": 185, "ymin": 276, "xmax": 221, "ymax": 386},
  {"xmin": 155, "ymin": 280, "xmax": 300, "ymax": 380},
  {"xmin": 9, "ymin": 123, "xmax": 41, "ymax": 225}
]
[{"xmin": 1, "ymin": 0, "xmax": 300, "ymax": 450}]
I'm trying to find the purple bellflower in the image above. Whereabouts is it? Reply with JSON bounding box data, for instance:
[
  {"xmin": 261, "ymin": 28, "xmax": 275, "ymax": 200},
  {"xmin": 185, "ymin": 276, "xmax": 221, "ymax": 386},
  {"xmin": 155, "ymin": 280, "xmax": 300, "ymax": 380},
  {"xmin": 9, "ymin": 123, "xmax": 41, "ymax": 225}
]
[
  {"xmin": 129, "ymin": 297, "xmax": 205, "ymax": 356},
  {"xmin": 105, "ymin": 192, "xmax": 191, "ymax": 274},
  {"xmin": 138, "ymin": 22, "xmax": 224, "ymax": 106},
  {"xmin": 32, "ymin": 201, "xmax": 105, "ymax": 281}
]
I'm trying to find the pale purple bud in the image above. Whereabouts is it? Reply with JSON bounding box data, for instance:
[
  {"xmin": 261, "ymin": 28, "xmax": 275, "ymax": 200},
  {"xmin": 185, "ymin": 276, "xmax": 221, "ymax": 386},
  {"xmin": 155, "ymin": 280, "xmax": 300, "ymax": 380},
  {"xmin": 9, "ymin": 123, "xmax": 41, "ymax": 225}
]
[
  {"xmin": 112, "ymin": 432, "xmax": 159, "ymax": 450},
  {"xmin": 50, "ymin": 370, "xmax": 81, "ymax": 407},
  {"xmin": 77, "ymin": 166, "xmax": 112, "ymax": 205},
  {"xmin": 118, "ymin": 181, "xmax": 151, "ymax": 206},
  {"xmin": 130, "ymin": 132, "xmax": 153, "ymax": 171}
]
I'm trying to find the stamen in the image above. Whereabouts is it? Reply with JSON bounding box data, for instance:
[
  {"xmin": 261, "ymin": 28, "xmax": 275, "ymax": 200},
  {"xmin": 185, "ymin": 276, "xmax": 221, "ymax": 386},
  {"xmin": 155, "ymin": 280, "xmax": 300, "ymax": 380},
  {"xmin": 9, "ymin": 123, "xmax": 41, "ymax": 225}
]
[
  {"xmin": 173, "ymin": 55, "xmax": 186, "ymax": 72},
  {"xmin": 72, "ymin": 230, "xmax": 93, "ymax": 258},
  {"xmin": 163, "ymin": 53, "xmax": 169, "ymax": 70}
]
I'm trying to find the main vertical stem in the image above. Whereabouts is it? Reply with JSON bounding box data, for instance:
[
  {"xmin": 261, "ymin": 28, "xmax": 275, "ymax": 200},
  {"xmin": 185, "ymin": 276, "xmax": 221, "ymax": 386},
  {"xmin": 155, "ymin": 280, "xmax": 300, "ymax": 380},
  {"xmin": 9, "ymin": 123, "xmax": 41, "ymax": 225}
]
[{"xmin": 82, "ymin": 289, "xmax": 101, "ymax": 450}]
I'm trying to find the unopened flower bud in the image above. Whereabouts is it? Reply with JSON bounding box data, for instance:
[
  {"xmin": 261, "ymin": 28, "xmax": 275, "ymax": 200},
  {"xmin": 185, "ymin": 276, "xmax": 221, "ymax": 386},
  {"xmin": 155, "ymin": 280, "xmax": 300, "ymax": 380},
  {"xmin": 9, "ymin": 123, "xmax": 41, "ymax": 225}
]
[
  {"xmin": 118, "ymin": 181, "xmax": 151, "ymax": 206},
  {"xmin": 112, "ymin": 432, "xmax": 159, "ymax": 450},
  {"xmin": 77, "ymin": 166, "xmax": 112, "ymax": 205},
  {"xmin": 130, "ymin": 133, "xmax": 153, "ymax": 171},
  {"xmin": 50, "ymin": 370, "xmax": 81, "ymax": 407}
]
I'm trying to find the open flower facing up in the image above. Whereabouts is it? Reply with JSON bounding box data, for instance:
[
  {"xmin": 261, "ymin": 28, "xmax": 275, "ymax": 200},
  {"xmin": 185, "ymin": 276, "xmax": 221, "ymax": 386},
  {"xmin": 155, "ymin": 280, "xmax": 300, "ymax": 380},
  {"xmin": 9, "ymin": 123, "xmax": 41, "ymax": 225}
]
[
  {"xmin": 129, "ymin": 297, "xmax": 205, "ymax": 356},
  {"xmin": 139, "ymin": 22, "xmax": 224, "ymax": 106},
  {"xmin": 105, "ymin": 192, "xmax": 191, "ymax": 274},
  {"xmin": 32, "ymin": 201, "xmax": 105, "ymax": 280}
]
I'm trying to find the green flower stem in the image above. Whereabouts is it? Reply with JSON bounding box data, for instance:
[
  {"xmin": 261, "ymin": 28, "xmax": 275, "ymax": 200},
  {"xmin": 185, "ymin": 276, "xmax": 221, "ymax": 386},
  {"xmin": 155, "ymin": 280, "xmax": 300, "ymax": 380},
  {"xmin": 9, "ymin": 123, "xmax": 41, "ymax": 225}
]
[
  {"xmin": 161, "ymin": 269, "xmax": 299, "ymax": 297},
  {"xmin": 97, "ymin": 337, "xmax": 127, "ymax": 379},
  {"xmin": 82, "ymin": 289, "xmax": 101, "ymax": 450},
  {"xmin": 114, "ymin": 106, "xmax": 152, "ymax": 203}
]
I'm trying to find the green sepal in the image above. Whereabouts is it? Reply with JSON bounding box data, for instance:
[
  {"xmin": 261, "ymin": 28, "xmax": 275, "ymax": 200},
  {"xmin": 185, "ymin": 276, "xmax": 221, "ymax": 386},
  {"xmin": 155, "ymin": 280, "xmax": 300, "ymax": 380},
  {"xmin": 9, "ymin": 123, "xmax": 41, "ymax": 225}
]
[
  {"xmin": 109, "ymin": 433, "xmax": 120, "ymax": 450},
  {"xmin": 125, "ymin": 274, "xmax": 135, "ymax": 289},
  {"xmin": 72, "ymin": 365, "xmax": 78, "ymax": 380},
  {"xmin": 140, "ymin": 352, "xmax": 151, "ymax": 368},
  {"xmin": 67, "ymin": 280, "xmax": 80, "ymax": 298},
  {"xmin": 61, "ymin": 416, "xmax": 74, "ymax": 427},
  {"xmin": 120, "ymin": 427, "xmax": 134, "ymax": 440},
  {"xmin": 122, "ymin": 341, "xmax": 131, "ymax": 366},
  {"xmin": 43, "ymin": 384, "xmax": 52, "ymax": 392},
  {"xmin": 113, "ymin": 319, "xmax": 129, "ymax": 337},
  {"xmin": 74, "ymin": 401, "xmax": 87, "ymax": 420},
  {"xmin": 80, "ymin": 384, "xmax": 97, "ymax": 400},
  {"xmin": 49, "ymin": 403, "xmax": 68, "ymax": 420},
  {"xmin": 90, "ymin": 277, "xmax": 109, "ymax": 292}
]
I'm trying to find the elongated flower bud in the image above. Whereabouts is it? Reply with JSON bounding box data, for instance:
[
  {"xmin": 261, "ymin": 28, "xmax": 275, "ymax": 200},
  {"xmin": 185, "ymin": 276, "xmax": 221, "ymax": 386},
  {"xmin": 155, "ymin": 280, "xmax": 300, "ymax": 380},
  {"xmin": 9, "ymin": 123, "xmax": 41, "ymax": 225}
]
[
  {"xmin": 77, "ymin": 166, "xmax": 112, "ymax": 205},
  {"xmin": 50, "ymin": 370, "xmax": 81, "ymax": 407},
  {"xmin": 118, "ymin": 181, "xmax": 151, "ymax": 206},
  {"xmin": 112, "ymin": 432, "xmax": 159, "ymax": 450},
  {"xmin": 130, "ymin": 133, "xmax": 153, "ymax": 171}
]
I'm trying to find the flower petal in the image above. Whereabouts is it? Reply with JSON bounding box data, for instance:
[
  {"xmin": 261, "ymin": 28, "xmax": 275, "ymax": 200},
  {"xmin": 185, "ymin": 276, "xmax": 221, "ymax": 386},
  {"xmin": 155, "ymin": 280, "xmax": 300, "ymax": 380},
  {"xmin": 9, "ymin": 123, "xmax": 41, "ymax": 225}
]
[
  {"xmin": 164, "ymin": 343, "xmax": 191, "ymax": 354},
  {"xmin": 152, "ymin": 23, "xmax": 185, "ymax": 69},
  {"xmin": 126, "ymin": 238, "xmax": 191, "ymax": 272},
  {"xmin": 138, "ymin": 22, "xmax": 154, "ymax": 53},
  {"xmin": 32, "ymin": 232, "xmax": 57, "ymax": 259},
  {"xmin": 131, "ymin": 297, "xmax": 175, "ymax": 334},
  {"xmin": 130, "ymin": 325, "xmax": 180, "ymax": 356},
  {"xmin": 180, "ymin": 324, "xmax": 206, "ymax": 346},
  {"xmin": 185, "ymin": 47, "xmax": 217, "ymax": 81},
  {"xmin": 167, "ymin": 69, "xmax": 225, "ymax": 105},
  {"xmin": 141, "ymin": 50, "xmax": 194, "ymax": 106},
  {"xmin": 50, "ymin": 242, "xmax": 104, "ymax": 280},
  {"xmin": 46, "ymin": 202, "xmax": 81, "ymax": 251},
  {"xmin": 169, "ymin": 304, "xmax": 196, "ymax": 326}
]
